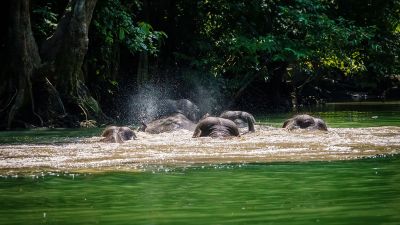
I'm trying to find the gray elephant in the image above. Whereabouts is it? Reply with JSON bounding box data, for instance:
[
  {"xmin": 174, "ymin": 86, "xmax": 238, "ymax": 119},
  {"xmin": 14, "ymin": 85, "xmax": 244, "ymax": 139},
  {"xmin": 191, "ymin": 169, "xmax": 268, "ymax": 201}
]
[
  {"xmin": 138, "ymin": 113, "xmax": 196, "ymax": 134},
  {"xmin": 101, "ymin": 126, "xmax": 137, "ymax": 143},
  {"xmin": 192, "ymin": 117, "xmax": 240, "ymax": 138},
  {"xmin": 157, "ymin": 99, "xmax": 200, "ymax": 122},
  {"xmin": 282, "ymin": 114, "xmax": 328, "ymax": 131},
  {"xmin": 219, "ymin": 111, "xmax": 256, "ymax": 132}
]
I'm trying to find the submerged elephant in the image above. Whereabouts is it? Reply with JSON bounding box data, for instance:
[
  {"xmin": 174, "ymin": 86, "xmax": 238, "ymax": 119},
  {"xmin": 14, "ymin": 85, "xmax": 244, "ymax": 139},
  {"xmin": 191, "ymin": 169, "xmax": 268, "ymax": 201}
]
[
  {"xmin": 219, "ymin": 111, "xmax": 256, "ymax": 132},
  {"xmin": 138, "ymin": 113, "xmax": 196, "ymax": 134},
  {"xmin": 157, "ymin": 99, "xmax": 200, "ymax": 122},
  {"xmin": 101, "ymin": 126, "xmax": 137, "ymax": 143},
  {"xmin": 282, "ymin": 114, "xmax": 328, "ymax": 131},
  {"xmin": 192, "ymin": 117, "xmax": 240, "ymax": 138}
]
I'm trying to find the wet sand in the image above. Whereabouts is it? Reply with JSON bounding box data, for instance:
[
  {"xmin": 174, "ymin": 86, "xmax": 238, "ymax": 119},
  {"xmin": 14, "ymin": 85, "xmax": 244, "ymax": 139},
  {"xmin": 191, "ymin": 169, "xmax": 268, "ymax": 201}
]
[{"xmin": 0, "ymin": 126, "xmax": 399, "ymax": 174}]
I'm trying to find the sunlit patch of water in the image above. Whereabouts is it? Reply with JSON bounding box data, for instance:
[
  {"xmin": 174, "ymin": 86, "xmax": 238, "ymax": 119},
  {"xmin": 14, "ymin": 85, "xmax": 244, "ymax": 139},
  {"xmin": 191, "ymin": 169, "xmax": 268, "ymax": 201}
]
[{"xmin": 0, "ymin": 126, "xmax": 399, "ymax": 173}]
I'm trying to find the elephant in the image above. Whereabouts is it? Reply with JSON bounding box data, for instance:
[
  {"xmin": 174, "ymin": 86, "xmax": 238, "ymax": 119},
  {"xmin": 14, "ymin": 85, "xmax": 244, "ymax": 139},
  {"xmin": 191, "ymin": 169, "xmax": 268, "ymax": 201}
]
[
  {"xmin": 157, "ymin": 99, "xmax": 200, "ymax": 122},
  {"xmin": 219, "ymin": 111, "xmax": 256, "ymax": 132},
  {"xmin": 101, "ymin": 126, "xmax": 137, "ymax": 143},
  {"xmin": 282, "ymin": 114, "xmax": 328, "ymax": 131},
  {"xmin": 138, "ymin": 113, "xmax": 196, "ymax": 134},
  {"xmin": 192, "ymin": 117, "xmax": 240, "ymax": 138}
]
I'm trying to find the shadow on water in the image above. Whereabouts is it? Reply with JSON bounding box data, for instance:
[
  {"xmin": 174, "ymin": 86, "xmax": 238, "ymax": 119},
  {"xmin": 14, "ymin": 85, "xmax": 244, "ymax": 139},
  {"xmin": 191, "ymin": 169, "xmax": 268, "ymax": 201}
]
[{"xmin": 0, "ymin": 155, "xmax": 399, "ymax": 225}]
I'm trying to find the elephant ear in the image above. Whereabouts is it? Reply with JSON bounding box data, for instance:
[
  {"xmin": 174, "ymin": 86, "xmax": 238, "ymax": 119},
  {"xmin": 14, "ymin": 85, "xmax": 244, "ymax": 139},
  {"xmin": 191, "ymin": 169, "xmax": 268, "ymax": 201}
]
[
  {"xmin": 100, "ymin": 127, "xmax": 120, "ymax": 143},
  {"xmin": 314, "ymin": 118, "xmax": 328, "ymax": 131},
  {"xmin": 101, "ymin": 126, "xmax": 117, "ymax": 137}
]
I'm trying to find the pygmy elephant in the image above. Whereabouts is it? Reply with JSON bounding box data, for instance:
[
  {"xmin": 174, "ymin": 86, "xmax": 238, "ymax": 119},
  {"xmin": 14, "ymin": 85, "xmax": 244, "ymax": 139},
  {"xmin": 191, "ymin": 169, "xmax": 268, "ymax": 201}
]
[
  {"xmin": 219, "ymin": 111, "xmax": 256, "ymax": 132},
  {"xmin": 158, "ymin": 99, "xmax": 200, "ymax": 122},
  {"xmin": 138, "ymin": 113, "xmax": 196, "ymax": 134},
  {"xmin": 101, "ymin": 126, "xmax": 137, "ymax": 143},
  {"xmin": 282, "ymin": 114, "xmax": 328, "ymax": 131},
  {"xmin": 192, "ymin": 117, "xmax": 240, "ymax": 138}
]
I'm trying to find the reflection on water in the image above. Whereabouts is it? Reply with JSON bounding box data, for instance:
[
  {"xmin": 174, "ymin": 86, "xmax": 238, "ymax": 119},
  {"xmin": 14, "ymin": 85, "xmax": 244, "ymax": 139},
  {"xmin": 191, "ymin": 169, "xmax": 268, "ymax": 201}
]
[
  {"xmin": 0, "ymin": 156, "xmax": 399, "ymax": 225},
  {"xmin": 259, "ymin": 101, "xmax": 400, "ymax": 128}
]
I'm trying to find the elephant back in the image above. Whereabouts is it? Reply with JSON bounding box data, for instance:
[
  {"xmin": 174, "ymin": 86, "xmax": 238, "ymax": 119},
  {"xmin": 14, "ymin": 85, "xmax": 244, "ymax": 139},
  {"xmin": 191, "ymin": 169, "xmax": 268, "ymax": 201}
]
[{"xmin": 158, "ymin": 99, "xmax": 200, "ymax": 122}]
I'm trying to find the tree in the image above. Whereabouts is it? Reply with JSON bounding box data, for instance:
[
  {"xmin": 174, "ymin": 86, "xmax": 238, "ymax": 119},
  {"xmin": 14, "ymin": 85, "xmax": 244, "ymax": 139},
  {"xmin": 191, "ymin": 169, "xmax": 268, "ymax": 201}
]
[
  {"xmin": 1, "ymin": 0, "xmax": 104, "ymax": 129},
  {"xmin": 39, "ymin": 0, "xmax": 106, "ymax": 126},
  {"xmin": 0, "ymin": 0, "xmax": 41, "ymax": 128},
  {"xmin": 186, "ymin": 0, "xmax": 375, "ymax": 110},
  {"xmin": 336, "ymin": 0, "xmax": 400, "ymax": 95},
  {"xmin": 86, "ymin": 0, "xmax": 166, "ymax": 119}
]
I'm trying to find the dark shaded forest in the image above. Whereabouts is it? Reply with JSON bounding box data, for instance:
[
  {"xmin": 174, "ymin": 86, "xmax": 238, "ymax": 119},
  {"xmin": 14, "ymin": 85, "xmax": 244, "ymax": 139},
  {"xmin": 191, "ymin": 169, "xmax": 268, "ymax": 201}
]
[{"xmin": 0, "ymin": 0, "xmax": 399, "ymax": 129}]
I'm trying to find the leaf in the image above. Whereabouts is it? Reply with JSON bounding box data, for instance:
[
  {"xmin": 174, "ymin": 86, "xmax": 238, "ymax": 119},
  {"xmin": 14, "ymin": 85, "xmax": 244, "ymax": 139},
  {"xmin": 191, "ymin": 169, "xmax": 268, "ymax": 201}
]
[{"xmin": 119, "ymin": 29, "xmax": 125, "ymax": 41}]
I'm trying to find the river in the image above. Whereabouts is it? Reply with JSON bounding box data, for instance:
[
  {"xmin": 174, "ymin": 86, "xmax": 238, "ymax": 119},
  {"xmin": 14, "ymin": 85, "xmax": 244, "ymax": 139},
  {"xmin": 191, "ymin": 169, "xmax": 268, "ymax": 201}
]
[{"xmin": 0, "ymin": 101, "xmax": 399, "ymax": 224}]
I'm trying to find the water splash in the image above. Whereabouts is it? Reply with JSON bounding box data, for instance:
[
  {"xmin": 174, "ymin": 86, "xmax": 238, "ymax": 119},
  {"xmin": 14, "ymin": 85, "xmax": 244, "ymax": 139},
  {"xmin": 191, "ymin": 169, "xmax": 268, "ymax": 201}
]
[
  {"xmin": 127, "ymin": 83, "xmax": 173, "ymax": 124},
  {"xmin": 0, "ymin": 126, "xmax": 399, "ymax": 174}
]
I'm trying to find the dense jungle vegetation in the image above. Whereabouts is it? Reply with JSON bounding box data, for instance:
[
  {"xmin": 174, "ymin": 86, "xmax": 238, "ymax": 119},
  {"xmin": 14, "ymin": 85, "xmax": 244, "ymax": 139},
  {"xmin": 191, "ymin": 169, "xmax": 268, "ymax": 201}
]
[{"xmin": 0, "ymin": 0, "xmax": 399, "ymax": 129}]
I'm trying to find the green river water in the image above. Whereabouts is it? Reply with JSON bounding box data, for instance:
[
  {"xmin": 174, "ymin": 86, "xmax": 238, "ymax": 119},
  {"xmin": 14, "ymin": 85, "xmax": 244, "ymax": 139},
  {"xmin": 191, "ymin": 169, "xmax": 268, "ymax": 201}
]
[{"xmin": 0, "ymin": 101, "xmax": 399, "ymax": 225}]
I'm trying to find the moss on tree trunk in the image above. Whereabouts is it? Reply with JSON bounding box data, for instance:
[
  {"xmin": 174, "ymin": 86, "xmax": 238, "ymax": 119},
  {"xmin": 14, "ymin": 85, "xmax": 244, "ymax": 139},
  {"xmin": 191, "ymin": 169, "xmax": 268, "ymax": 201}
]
[{"xmin": 0, "ymin": 0, "xmax": 110, "ymax": 129}]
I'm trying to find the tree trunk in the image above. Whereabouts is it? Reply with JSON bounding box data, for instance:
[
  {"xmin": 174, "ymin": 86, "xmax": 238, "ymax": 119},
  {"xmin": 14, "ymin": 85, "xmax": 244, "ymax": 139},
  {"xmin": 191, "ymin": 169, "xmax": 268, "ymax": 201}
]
[
  {"xmin": 40, "ymin": 0, "xmax": 108, "ymax": 125},
  {"xmin": 0, "ymin": 0, "xmax": 41, "ymax": 129}
]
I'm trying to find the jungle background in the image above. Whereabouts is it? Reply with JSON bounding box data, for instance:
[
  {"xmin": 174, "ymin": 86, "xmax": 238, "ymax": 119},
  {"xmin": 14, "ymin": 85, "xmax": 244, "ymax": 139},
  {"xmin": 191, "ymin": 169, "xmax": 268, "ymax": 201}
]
[{"xmin": 0, "ymin": 0, "xmax": 399, "ymax": 129}]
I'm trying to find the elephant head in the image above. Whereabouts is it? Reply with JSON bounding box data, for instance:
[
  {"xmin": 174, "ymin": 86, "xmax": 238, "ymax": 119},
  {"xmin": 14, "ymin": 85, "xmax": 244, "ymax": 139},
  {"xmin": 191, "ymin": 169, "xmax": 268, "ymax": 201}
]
[
  {"xmin": 219, "ymin": 111, "xmax": 256, "ymax": 132},
  {"xmin": 138, "ymin": 113, "xmax": 196, "ymax": 134},
  {"xmin": 157, "ymin": 99, "xmax": 200, "ymax": 122},
  {"xmin": 192, "ymin": 117, "xmax": 240, "ymax": 138},
  {"xmin": 101, "ymin": 126, "xmax": 137, "ymax": 143},
  {"xmin": 283, "ymin": 114, "xmax": 328, "ymax": 131}
]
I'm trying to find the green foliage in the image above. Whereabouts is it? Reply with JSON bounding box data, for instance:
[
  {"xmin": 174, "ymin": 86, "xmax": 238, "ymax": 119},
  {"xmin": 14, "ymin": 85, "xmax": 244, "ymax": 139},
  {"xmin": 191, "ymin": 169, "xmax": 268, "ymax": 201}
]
[
  {"xmin": 335, "ymin": 0, "xmax": 400, "ymax": 78},
  {"xmin": 194, "ymin": 0, "xmax": 376, "ymax": 80},
  {"xmin": 31, "ymin": 2, "xmax": 59, "ymax": 42},
  {"xmin": 87, "ymin": 0, "xmax": 168, "ymax": 98},
  {"xmin": 93, "ymin": 0, "xmax": 167, "ymax": 55}
]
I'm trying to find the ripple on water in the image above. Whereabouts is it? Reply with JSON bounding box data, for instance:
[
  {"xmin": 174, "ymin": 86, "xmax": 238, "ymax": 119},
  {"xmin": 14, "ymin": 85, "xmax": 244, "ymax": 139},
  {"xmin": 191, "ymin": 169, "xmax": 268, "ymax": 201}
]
[{"xmin": 0, "ymin": 126, "xmax": 399, "ymax": 173}]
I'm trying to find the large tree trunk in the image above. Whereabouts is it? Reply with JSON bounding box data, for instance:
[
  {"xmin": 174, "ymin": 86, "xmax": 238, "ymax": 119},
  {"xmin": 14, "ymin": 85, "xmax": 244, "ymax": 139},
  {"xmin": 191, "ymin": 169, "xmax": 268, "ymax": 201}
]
[
  {"xmin": 41, "ymin": 0, "xmax": 96, "ymax": 94},
  {"xmin": 0, "ymin": 0, "xmax": 109, "ymax": 129},
  {"xmin": 0, "ymin": 0, "xmax": 41, "ymax": 129},
  {"xmin": 40, "ymin": 0, "xmax": 108, "ymax": 126}
]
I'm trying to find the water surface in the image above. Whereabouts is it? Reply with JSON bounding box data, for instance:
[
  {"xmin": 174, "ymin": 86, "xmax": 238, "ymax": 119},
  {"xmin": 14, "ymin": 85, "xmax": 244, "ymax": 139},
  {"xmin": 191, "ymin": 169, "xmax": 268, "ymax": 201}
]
[
  {"xmin": 0, "ymin": 102, "xmax": 399, "ymax": 224},
  {"xmin": 259, "ymin": 101, "xmax": 400, "ymax": 127},
  {"xmin": 0, "ymin": 102, "xmax": 399, "ymax": 173},
  {"xmin": 0, "ymin": 156, "xmax": 399, "ymax": 225}
]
